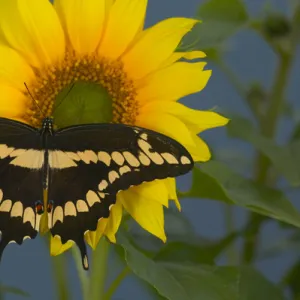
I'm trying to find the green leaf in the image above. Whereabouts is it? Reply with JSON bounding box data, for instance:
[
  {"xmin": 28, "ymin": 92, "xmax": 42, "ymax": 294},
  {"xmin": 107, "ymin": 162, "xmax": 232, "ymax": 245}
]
[
  {"xmin": 0, "ymin": 285, "xmax": 30, "ymax": 298},
  {"xmin": 155, "ymin": 232, "xmax": 238, "ymax": 265},
  {"xmin": 228, "ymin": 116, "xmax": 300, "ymax": 186},
  {"xmin": 259, "ymin": 231, "xmax": 300, "ymax": 260},
  {"xmin": 118, "ymin": 233, "xmax": 285, "ymax": 300},
  {"xmin": 128, "ymin": 208, "xmax": 197, "ymax": 254},
  {"xmin": 291, "ymin": 121, "xmax": 300, "ymax": 140},
  {"xmin": 283, "ymin": 259, "xmax": 300, "ymax": 299},
  {"xmin": 180, "ymin": 0, "xmax": 248, "ymax": 52},
  {"xmin": 186, "ymin": 161, "xmax": 300, "ymax": 228}
]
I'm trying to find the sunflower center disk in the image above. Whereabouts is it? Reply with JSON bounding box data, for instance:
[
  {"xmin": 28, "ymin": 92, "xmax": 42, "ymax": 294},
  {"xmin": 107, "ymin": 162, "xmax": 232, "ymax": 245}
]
[{"xmin": 24, "ymin": 54, "xmax": 138, "ymax": 128}]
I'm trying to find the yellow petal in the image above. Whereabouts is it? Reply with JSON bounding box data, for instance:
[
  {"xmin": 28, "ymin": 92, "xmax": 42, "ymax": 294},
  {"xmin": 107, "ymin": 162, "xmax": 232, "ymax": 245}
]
[
  {"xmin": 121, "ymin": 189, "xmax": 166, "ymax": 242},
  {"xmin": 0, "ymin": 45, "xmax": 34, "ymax": 91},
  {"xmin": 0, "ymin": 85, "xmax": 26, "ymax": 118},
  {"xmin": 122, "ymin": 18, "xmax": 198, "ymax": 80},
  {"xmin": 160, "ymin": 50, "xmax": 206, "ymax": 68},
  {"xmin": 188, "ymin": 135, "xmax": 211, "ymax": 162},
  {"xmin": 106, "ymin": 0, "xmax": 115, "ymax": 9},
  {"xmin": 0, "ymin": 0, "xmax": 65, "ymax": 68},
  {"xmin": 137, "ymin": 112, "xmax": 195, "ymax": 148},
  {"xmin": 85, "ymin": 218, "xmax": 108, "ymax": 250},
  {"xmin": 50, "ymin": 235, "xmax": 74, "ymax": 256},
  {"xmin": 104, "ymin": 200, "xmax": 123, "ymax": 243},
  {"xmin": 163, "ymin": 178, "xmax": 181, "ymax": 211},
  {"xmin": 141, "ymin": 101, "xmax": 229, "ymax": 133},
  {"xmin": 54, "ymin": 0, "xmax": 106, "ymax": 54},
  {"xmin": 99, "ymin": 0, "xmax": 147, "ymax": 59},
  {"xmin": 122, "ymin": 181, "xmax": 169, "ymax": 208},
  {"xmin": 136, "ymin": 62, "xmax": 211, "ymax": 103}
]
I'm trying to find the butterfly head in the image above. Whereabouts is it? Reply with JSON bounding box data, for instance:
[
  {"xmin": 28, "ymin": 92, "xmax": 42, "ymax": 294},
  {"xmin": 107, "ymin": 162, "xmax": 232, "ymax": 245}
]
[{"xmin": 41, "ymin": 117, "xmax": 54, "ymax": 134}]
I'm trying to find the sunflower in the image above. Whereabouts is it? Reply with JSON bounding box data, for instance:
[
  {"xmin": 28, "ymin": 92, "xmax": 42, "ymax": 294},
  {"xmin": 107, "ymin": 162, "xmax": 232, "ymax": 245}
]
[{"xmin": 0, "ymin": 0, "xmax": 228, "ymax": 256}]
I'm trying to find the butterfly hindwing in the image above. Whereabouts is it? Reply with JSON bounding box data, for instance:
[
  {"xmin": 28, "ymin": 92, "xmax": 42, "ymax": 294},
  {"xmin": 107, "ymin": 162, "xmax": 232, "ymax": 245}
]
[
  {"xmin": 0, "ymin": 118, "xmax": 194, "ymax": 269},
  {"xmin": 0, "ymin": 118, "xmax": 44, "ymax": 259},
  {"xmin": 47, "ymin": 123, "xmax": 193, "ymax": 268}
]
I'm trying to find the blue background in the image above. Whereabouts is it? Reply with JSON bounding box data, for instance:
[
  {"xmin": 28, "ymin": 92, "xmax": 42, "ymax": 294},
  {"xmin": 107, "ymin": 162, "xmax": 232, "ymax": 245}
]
[{"xmin": 1, "ymin": 0, "xmax": 299, "ymax": 299}]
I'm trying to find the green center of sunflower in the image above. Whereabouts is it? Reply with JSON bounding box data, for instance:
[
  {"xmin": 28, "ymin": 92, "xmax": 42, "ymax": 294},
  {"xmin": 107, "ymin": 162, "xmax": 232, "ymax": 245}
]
[{"xmin": 24, "ymin": 53, "xmax": 138, "ymax": 128}]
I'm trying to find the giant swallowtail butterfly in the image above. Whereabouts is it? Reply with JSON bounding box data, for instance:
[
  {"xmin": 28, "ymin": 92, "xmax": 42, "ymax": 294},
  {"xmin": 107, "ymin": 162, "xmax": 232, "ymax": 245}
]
[{"xmin": 0, "ymin": 117, "xmax": 193, "ymax": 269}]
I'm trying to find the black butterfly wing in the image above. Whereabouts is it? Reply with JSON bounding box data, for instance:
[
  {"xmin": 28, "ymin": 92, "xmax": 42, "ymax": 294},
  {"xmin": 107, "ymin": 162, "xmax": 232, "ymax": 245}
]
[
  {"xmin": 0, "ymin": 118, "xmax": 44, "ymax": 259},
  {"xmin": 47, "ymin": 123, "xmax": 193, "ymax": 269}
]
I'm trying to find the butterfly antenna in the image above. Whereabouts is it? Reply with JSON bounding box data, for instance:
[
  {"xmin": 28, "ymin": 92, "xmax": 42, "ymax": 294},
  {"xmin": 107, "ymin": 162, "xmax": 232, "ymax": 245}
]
[
  {"xmin": 24, "ymin": 82, "xmax": 44, "ymax": 118},
  {"xmin": 53, "ymin": 83, "xmax": 75, "ymax": 113}
]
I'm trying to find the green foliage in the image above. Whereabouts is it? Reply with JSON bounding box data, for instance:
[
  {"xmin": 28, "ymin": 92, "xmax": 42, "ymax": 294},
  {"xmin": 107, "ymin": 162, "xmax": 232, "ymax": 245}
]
[
  {"xmin": 180, "ymin": 0, "xmax": 248, "ymax": 53},
  {"xmin": 227, "ymin": 117, "xmax": 300, "ymax": 186},
  {"xmin": 186, "ymin": 161, "xmax": 300, "ymax": 227},
  {"xmin": 0, "ymin": 285, "xmax": 30, "ymax": 298},
  {"xmin": 118, "ymin": 232, "xmax": 284, "ymax": 300}
]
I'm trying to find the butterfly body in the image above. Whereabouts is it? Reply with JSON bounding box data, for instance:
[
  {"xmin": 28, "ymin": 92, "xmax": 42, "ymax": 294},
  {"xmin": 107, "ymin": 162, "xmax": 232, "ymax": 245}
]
[{"xmin": 0, "ymin": 117, "xmax": 194, "ymax": 269}]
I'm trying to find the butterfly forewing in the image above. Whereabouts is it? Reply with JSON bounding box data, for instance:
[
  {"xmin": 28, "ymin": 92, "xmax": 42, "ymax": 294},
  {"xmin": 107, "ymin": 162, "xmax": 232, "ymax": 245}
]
[
  {"xmin": 0, "ymin": 118, "xmax": 193, "ymax": 270},
  {"xmin": 47, "ymin": 123, "xmax": 193, "ymax": 268},
  {"xmin": 0, "ymin": 118, "xmax": 44, "ymax": 258}
]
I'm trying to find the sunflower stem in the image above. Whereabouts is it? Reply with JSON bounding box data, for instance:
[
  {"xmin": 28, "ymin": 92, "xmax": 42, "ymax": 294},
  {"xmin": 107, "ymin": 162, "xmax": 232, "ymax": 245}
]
[
  {"xmin": 88, "ymin": 238, "xmax": 110, "ymax": 300},
  {"xmin": 51, "ymin": 254, "xmax": 70, "ymax": 300},
  {"xmin": 104, "ymin": 267, "xmax": 130, "ymax": 300},
  {"xmin": 224, "ymin": 205, "xmax": 237, "ymax": 264},
  {"xmin": 71, "ymin": 247, "xmax": 89, "ymax": 300},
  {"xmin": 242, "ymin": 50, "xmax": 293, "ymax": 263}
]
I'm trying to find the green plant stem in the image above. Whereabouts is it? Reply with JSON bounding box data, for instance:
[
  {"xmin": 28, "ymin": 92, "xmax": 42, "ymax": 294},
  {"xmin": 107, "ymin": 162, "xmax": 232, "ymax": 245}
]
[
  {"xmin": 224, "ymin": 205, "xmax": 237, "ymax": 264},
  {"xmin": 104, "ymin": 267, "xmax": 130, "ymax": 300},
  {"xmin": 88, "ymin": 238, "xmax": 110, "ymax": 300},
  {"xmin": 242, "ymin": 52, "xmax": 293, "ymax": 263},
  {"xmin": 52, "ymin": 254, "xmax": 70, "ymax": 300}
]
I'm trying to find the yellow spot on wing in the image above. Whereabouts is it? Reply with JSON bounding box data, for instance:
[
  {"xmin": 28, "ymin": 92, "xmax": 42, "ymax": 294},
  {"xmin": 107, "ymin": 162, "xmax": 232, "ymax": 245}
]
[
  {"xmin": 140, "ymin": 133, "xmax": 148, "ymax": 140},
  {"xmin": 123, "ymin": 151, "xmax": 140, "ymax": 167},
  {"xmin": 10, "ymin": 149, "xmax": 44, "ymax": 169},
  {"xmin": 23, "ymin": 207, "xmax": 35, "ymax": 228},
  {"xmin": 83, "ymin": 255, "xmax": 89, "ymax": 269},
  {"xmin": 108, "ymin": 171, "xmax": 119, "ymax": 184},
  {"xmin": 98, "ymin": 192, "xmax": 106, "ymax": 198},
  {"xmin": 53, "ymin": 206, "xmax": 64, "ymax": 226},
  {"xmin": 0, "ymin": 199, "xmax": 12, "ymax": 212},
  {"xmin": 77, "ymin": 150, "xmax": 98, "ymax": 164},
  {"xmin": 0, "ymin": 144, "xmax": 14, "ymax": 158},
  {"xmin": 138, "ymin": 152, "xmax": 151, "ymax": 166},
  {"xmin": 98, "ymin": 180, "xmax": 108, "ymax": 191},
  {"xmin": 64, "ymin": 201, "xmax": 77, "ymax": 216},
  {"xmin": 9, "ymin": 149, "xmax": 26, "ymax": 157},
  {"xmin": 49, "ymin": 150, "xmax": 77, "ymax": 169},
  {"xmin": 86, "ymin": 190, "xmax": 101, "ymax": 207},
  {"xmin": 180, "ymin": 156, "xmax": 191, "ymax": 165},
  {"xmin": 65, "ymin": 152, "xmax": 81, "ymax": 161},
  {"xmin": 119, "ymin": 165, "xmax": 131, "ymax": 175},
  {"xmin": 98, "ymin": 151, "xmax": 111, "ymax": 166},
  {"xmin": 111, "ymin": 151, "xmax": 125, "ymax": 166},
  {"xmin": 76, "ymin": 200, "xmax": 89, "ymax": 212},
  {"xmin": 138, "ymin": 139, "xmax": 164, "ymax": 165},
  {"xmin": 161, "ymin": 153, "xmax": 179, "ymax": 164},
  {"xmin": 10, "ymin": 201, "xmax": 23, "ymax": 217},
  {"xmin": 35, "ymin": 213, "xmax": 42, "ymax": 231}
]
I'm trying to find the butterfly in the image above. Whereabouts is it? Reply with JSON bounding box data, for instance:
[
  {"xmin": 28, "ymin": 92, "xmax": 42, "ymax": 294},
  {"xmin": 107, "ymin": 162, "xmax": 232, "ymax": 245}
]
[{"xmin": 0, "ymin": 116, "xmax": 194, "ymax": 269}]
